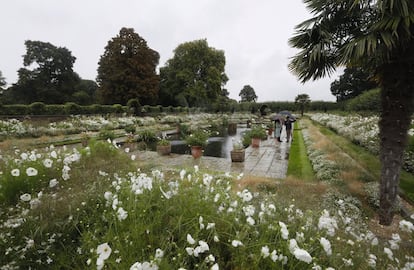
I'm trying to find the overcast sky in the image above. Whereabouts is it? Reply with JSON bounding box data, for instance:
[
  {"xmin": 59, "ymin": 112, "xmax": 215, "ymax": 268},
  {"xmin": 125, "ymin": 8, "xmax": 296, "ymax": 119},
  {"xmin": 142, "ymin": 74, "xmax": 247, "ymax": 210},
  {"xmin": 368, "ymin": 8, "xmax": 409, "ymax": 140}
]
[{"xmin": 0, "ymin": 0, "xmax": 340, "ymax": 102}]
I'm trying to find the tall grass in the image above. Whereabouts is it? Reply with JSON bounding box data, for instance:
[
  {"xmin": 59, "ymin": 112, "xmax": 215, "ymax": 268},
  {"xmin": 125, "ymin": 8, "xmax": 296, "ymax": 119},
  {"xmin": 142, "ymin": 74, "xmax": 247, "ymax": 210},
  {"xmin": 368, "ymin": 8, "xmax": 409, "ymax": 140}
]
[{"xmin": 0, "ymin": 141, "xmax": 413, "ymax": 269}]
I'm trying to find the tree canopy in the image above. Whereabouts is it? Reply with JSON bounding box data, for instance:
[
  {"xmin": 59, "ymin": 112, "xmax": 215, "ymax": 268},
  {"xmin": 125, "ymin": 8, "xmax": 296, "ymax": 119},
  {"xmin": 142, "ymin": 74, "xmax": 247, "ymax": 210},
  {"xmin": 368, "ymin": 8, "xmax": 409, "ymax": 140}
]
[
  {"xmin": 0, "ymin": 71, "xmax": 6, "ymax": 90},
  {"xmin": 289, "ymin": 0, "xmax": 414, "ymax": 225},
  {"xmin": 294, "ymin": 93, "xmax": 310, "ymax": 116},
  {"xmin": 8, "ymin": 40, "xmax": 80, "ymax": 104},
  {"xmin": 331, "ymin": 67, "xmax": 377, "ymax": 102},
  {"xmin": 239, "ymin": 85, "xmax": 257, "ymax": 102},
  {"xmin": 97, "ymin": 27, "xmax": 160, "ymax": 105},
  {"xmin": 159, "ymin": 39, "xmax": 228, "ymax": 108}
]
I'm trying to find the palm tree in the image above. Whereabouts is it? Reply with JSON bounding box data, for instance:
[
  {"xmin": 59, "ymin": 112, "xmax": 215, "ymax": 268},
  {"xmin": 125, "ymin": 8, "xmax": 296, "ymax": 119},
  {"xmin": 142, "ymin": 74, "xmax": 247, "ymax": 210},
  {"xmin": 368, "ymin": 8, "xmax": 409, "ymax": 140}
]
[
  {"xmin": 295, "ymin": 93, "xmax": 311, "ymax": 116},
  {"xmin": 289, "ymin": 0, "xmax": 414, "ymax": 226}
]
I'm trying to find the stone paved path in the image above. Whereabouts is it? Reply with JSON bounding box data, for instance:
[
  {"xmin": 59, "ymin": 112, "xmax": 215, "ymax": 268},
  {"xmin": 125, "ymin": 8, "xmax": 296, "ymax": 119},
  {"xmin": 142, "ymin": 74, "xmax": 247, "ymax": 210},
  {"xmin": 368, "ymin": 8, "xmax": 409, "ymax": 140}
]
[{"xmin": 135, "ymin": 137, "xmax": 290, "ymax": 179}]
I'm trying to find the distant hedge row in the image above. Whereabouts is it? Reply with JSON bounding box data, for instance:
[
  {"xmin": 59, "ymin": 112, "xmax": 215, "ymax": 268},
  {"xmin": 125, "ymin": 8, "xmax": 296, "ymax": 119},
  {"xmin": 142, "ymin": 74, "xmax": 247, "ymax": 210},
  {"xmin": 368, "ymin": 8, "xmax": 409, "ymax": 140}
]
[{"xmin": 0, "ymin": 100, "xmax": 343, "ymax": 117}]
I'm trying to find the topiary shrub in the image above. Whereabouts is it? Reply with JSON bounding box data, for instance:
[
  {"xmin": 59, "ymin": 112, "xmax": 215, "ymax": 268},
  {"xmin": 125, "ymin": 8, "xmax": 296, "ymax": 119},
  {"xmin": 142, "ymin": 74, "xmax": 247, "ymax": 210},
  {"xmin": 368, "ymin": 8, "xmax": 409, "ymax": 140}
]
[
  {"xmin": 127, "ymin": 98, "xmax": 141, "ymax": 116},
  {"xmin": 29, "ymin": 102, "xmax": 46, "ymax": 115},
  {"xmin": 64, "ymin": 102, "xmax": 82, "ymax": 115}
]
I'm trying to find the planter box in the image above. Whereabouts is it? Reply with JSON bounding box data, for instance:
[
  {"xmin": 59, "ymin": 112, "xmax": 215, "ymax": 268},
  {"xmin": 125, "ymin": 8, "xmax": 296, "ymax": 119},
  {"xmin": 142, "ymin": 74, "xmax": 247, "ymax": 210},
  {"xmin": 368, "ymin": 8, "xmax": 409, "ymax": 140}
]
[
  {"xmin": 231, "ymin": 149, "xmax": 245, "ymax": 162},
  {"xmin": 251, "ymin": 137, "xmax": 261, "ymax": 148},
  {"xmin": 157, "ymin": 145, "xmax": 171, "ymax": 156}
]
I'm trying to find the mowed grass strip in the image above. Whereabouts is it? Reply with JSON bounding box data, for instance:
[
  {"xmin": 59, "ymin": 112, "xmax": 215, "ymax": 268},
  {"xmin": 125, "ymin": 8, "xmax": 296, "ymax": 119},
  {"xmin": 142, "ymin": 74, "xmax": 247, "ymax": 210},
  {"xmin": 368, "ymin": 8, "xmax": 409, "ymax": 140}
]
[
  {"xmin": 287, "ymin": 122, "xmax": 315, "ymax": 181},
  {"xmin": 317, "ymin": 121, "xmax": 414, "ymax": 203}
]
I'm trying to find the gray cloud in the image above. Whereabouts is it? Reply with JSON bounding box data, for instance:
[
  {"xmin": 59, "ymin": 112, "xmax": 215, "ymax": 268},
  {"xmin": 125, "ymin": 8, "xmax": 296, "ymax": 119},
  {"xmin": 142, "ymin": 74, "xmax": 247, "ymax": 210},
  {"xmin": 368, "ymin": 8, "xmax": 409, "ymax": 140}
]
[{"xmin": 0, "ymin": 0, "xmax": 339, "ymax": 102}]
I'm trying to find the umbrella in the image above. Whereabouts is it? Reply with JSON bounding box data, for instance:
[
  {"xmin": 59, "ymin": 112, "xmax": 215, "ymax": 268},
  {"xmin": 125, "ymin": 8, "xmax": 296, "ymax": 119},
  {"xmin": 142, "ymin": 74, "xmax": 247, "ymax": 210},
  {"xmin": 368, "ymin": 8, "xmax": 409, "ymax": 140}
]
[{"xmin": 278, "ymin": 110, "xmax": 296, "ymax": 120}]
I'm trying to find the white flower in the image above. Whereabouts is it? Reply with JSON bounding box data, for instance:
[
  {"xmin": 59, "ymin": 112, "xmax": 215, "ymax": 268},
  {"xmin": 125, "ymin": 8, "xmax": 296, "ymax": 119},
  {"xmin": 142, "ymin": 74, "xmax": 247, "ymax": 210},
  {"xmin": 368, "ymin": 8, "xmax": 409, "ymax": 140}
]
[
  {"xmin": 206, "ymin": 223, "xmax": 215, "ymax": 230},
  {"xmin": 185, "ymin": 247, "xmax": 194, "ymax": 256},
  {"xmin": 367, "ymin": 254, "xmax": 377, "ymax": 268},
  {"xmin": 20, "ymin": 193, "xmax": 31, "ymax": 202},
  {"xmin": 320, "ymin": 237, "xmax": 332, "ymax": 256},
  {"xmin": 96, "ymin": 242, "xmax": 112, "ymax": 261},
  {"xmin": 261, "ymin": 246, "xmax": 270, "ymax": 258},
  {"xmin": 180, "ymin": 169, "xmax": 186, "ymax": 180},
  {"xmin": 239, "ymin": 189, "xmax": 253, "ymax": 202},
  {"xmin": 42, "ymin": 158, "xmax": 53, "ymax": 168},
  {"xmin": 155, "ymin": 248, "xmax": 164, "ymax": 260},
  {"xmin": 187, "ymin": 234, "xmax": 196, "ymax": 245},
  {"xmin": 231, "ymin": 240, "xmax": 243, "ymax": 247},
  {"xmin": 104, "ymin": 191, "xmax": 113, "ymax": 201},
  {"xmin": 399, "ymin": 220, "xmax": 414, "ymax": 233},
  {"xmin": 26, "ymin": 167, "xmax": 38, "ymax": 176},
  {"xmin": 246, "ymin": 216, "xmax": 255, "ymax": 226},
  {"xmin": 270, "ymin": 250, "xmax": 278, "ymax": 262},
  {"xmin": 211, "ymin": 263, "xmax": 219, "ymax": 270},
  {"xmin": 30, "ymin": 198, "xmax": 41, "ymax": 209},
  {"xmin": 49, "ymin": 179, "xmax": 59, "ymax": 188},
  {"xmin": 293, "ymin": 248, "xmax": 312, "ymax": 264},
  {"xmin": 318, "ymin": 210, "xmax": 338, "ymax": 236},
  {"xmin": 131, "ymin": 154, "xmax": 136, "ymax": 161},
  {"xmin": 384, "ymin": 247, "xmax": 394, "ymax": 261},
  {"xmin": 125, "ymin": 147, "xmax": 130, "ymax": 153},
  {"xmin": 279, "ymin": 221, "xmax": 289, "ymax": 240},
  {"xmin": 117, "ymin": 207, "xmax": 128, "ymax": 221},
  {"xmin": 11, "ymin": 168, "xmax": 20, "ymax": 177}
]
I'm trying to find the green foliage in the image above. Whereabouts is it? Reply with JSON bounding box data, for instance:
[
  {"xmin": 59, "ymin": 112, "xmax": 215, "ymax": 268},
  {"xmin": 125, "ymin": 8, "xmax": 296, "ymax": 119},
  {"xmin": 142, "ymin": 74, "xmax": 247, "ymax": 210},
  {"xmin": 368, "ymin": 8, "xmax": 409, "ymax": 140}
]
[
  {"xmin": 331, "ymin": 67, "xmax": 378, "ymax": 102},
  {"xmin": 64, "ymin": 102, "xmax": 82, "ymax": 115},
  {"xmin": 159, "ymin": 39, "xmax": 228, "ymax": 107},
  {"xmin": 185, "ymin": 129, "xmax": 210, "ymax": 147},
  {"xmin": 97, "ymin": 27, "xmax": 160, "ymax": 105},
  {"xmin": 137, "ymin": 129, "xmax": 157, "ymax": 143},
  {"xmin": 294, "ymin": 93, "xmax": 310, "ymax": 116},
  {"xmin": 239, "ymin": 85, "xmax": 258, "ymax": 102},
  {"xmin": 11, "ymin": 40, "xmax": 80, "ymax": 104},
  {"xmin": 29, "ymin": 102, "xmax": 46, "ymax": 115},
  {"xmin": 248, "ymin": 126, "xmax": 267, "ymax": 139},
  {"xmin": 345, "ymin": 88, "xmax": 381, "ymax": 112},
  {"xmin": 124, "ymin": 125, "xmax": 136, "ymax": 134},
  {"xmin": 99, "ymin": 129, "xmax": 116, "ymax": 141},
  {"xmin": 127, "ymin": 98, "xmax": 141, "ymax": 116}
]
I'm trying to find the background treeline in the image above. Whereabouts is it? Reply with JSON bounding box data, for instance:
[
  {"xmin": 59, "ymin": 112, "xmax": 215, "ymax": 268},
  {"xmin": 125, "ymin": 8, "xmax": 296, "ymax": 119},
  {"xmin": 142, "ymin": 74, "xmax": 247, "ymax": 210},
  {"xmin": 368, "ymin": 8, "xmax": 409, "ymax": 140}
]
[{"xmin": 0, "ymin": 100, "xmax": 343, "ymax": 117}]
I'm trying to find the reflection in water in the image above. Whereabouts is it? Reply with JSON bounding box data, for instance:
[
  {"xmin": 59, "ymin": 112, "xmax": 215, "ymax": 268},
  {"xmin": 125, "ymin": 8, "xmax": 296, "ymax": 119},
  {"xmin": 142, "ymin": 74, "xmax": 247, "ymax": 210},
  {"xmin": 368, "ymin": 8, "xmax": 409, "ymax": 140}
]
[{"xmin": 168, "ymin": 125, "xmax": 248, "ymax": 159}]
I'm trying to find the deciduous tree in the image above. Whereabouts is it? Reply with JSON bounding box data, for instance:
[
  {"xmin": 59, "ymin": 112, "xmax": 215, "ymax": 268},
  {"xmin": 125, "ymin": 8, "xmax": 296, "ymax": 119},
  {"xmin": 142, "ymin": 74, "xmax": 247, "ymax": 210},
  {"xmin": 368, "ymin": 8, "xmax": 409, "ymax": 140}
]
[
  {"xmin": 97, "ymin": 27, "xmax": 160, "ymax": 105},
  {"xmin": 331, "ymin": 67, "xmax": 377, "ymax": 102},
  {"xmin": 10, "ymin": 40, "xmax": 80, "ymax": 104},
  {"xmin": 159, "ymin": 39, "xmax": 228, "ymax": 107},
  {"xmin": 239, "ymin": 85, "xmax": 257, "ymax": 102},
  {"xmin": 289, "ymin": 0, "xmax": 414, "ymax": 225}
]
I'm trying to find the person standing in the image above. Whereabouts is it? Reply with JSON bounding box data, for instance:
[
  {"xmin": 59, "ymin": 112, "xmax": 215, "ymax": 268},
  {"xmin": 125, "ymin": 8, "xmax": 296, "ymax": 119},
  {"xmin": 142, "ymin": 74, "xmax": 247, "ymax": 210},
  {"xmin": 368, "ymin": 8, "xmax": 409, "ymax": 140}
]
[
  {"xmin": 274, "ymin": 118, "xmax": 282, "ymax": 142},
  {"xmin": 284, "ymin": 116, "xmax": 293, "ymax": 142}
]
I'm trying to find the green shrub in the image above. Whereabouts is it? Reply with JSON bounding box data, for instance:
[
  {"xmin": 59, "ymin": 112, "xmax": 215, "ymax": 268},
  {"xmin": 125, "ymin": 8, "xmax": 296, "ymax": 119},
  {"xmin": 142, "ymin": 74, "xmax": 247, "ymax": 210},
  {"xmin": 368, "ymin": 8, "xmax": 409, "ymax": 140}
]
[
  {"xmin": 64, "ymin": 102, "xmax": 82, "ymax": 115},
  {"xmin": 345, "ymin": 88, "xmax": 381, "ymax": 112},
  {"xmin": 29, "ymin": 102, "xmax": 46, "ymax": 115},
  {"xmin": 127, "ymin": 98, "xmax": 141, "ymax": 116},
  {"xmin": 137, "ymin": 129, "xmax": 157, "ymax": 143},
  {"xmin": 99, "ymin": 129, "xmax": 116, "ymax": 141}
]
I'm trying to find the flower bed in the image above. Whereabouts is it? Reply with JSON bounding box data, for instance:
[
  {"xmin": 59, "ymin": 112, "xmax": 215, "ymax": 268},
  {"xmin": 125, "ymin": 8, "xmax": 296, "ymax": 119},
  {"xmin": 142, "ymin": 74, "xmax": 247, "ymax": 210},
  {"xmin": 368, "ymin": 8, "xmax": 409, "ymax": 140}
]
[{"xmin": 0, "ymin": 140, "xmax": 413, "ymax": 269}]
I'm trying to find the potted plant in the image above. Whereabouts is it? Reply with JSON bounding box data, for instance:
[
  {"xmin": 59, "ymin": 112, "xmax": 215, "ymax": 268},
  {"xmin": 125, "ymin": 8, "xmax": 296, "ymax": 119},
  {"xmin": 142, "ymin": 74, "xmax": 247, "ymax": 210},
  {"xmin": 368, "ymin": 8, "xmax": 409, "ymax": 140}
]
[
  {"xmin": 80, "ymin": 131, "xmax": 91, "ymax": 147},
  {"xmin": 249, "ymin": 126, "xmax": 267, "ymax": 147},
  {"xmin": 230, "ymin": 139, "xmax": 245, "ymax": 162},
  {"xmin": 185, "ymin": 129, "xmax": 210, "ymax": 159},
  {"xmin": 156, "ymin": 138, "xmax": 171, "ymax": 156}
]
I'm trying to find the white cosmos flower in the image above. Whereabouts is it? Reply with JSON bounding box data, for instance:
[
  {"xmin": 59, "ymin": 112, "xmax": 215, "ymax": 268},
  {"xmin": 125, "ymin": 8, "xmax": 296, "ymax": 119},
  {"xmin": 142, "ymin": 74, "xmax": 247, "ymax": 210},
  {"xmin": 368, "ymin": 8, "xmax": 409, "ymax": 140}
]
[
  {"xmin": 11, "ymin": 168, "xmax": 20, "ymax": 177},
  {"xmin": 131, "ymin": 154, "xmax": 136, "ymax": 161},
  {"xmin": 96, "ymin": 242, "xmax": 112, "ymax": 261},
  {"xmin": 20, "ymin": 152, "xmax": 28, "ymax": 160},
  {"xmin": 231, "ymin": 240, "xmax": 243, "ymax": 247},
  {"xmin": 26, "ymin": 167, "xmax": 38, "ymax": 176},
  {"xmin": 246, "ymin": 216, "xmax": 255, "ymax": 226},
  {"xmin": 49, "ymin": 179, "xmax": 59, "ymax": 188},
  {"xmin": 261, "ymin": 246, "xmax": 270, "ymax": 258},
  {"xmin": 187, "ymin": 234, "xmax": 196, "ymax": 245},
  {"xmin": 42, "ymin": 158, "xmax": 53, "ymax": 168},
  {"xmin": 50, "ymin": 150, "xmax": 57, "ymax": 159},
  {"xmin": 117, "ymin": 207, "xmax": 128, "ymax": 221},
  {"xmin": 279, "ymin": 221, "xmax": 289, "ymax": 240},
  {"xmin": 399, "ymin": 220, "xmax": 414, "ymax": 233},
  {"xmin": 20, "ymin": 193, "xmax": 31, "ymax": 202},
  {"xmin": 384, "ymin": 247, "xmax": 394, "ymax": 261},
  {"xmin": 155, "ymin": 248, "xmax": 164, "ymax": 260},
  {"xmin": 293, "ymin": 248, "xmax": 312, "ymax": 264},
  {"xmin": 320, "ymin": 237, "xmax": 332, "ymax": 256},
  {"xmin": 211, "ymin": 263, "xmax": 219, "ymax": 270}
]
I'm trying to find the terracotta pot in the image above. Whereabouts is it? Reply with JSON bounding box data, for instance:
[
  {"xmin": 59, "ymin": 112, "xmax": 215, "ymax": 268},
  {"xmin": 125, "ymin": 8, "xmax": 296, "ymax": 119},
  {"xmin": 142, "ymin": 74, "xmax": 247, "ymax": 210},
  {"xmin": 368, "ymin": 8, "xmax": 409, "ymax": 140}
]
[
  {"xmin": 157, "ymin": 145, "xmax": 171, "ymax": 156},
  {"xmin": 191, "ymin": 145, "xmax": 203, "ymax": 159},
  {"xmin": 231, "ymin": 149, "xmax": 245, "ymax": 162},
  {"xmin": 251, "ymin": 137, "xmax": 261, "ymax": 148}
]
